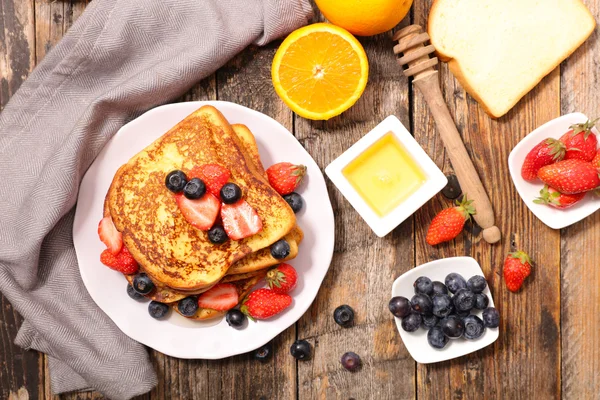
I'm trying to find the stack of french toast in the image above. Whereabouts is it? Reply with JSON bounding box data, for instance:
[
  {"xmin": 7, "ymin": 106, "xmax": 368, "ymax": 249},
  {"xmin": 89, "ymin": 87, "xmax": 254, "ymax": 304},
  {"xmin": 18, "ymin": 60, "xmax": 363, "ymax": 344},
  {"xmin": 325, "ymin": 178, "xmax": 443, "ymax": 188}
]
[{"xmin": 99, "ymin": 105, "xmax": 303, "ymax": 320}]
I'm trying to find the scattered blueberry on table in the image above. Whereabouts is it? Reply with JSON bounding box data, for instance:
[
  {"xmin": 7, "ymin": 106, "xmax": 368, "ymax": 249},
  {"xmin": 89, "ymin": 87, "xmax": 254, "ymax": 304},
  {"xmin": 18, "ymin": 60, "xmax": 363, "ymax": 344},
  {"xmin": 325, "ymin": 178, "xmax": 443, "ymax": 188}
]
[
  {"xmin": 340, "ymin": 352, "xmax": 362, "ymax": 372},
  {"xmin": 333, "ymin": 304, "xmax": 355, "ymax": 327},
  {"xmin": 290, "ymin": 339, "xmax": 312, "ymax": 360},
  {"xmin": 254, "ymin": 342, "xmax": 273, "ymax": 363}
]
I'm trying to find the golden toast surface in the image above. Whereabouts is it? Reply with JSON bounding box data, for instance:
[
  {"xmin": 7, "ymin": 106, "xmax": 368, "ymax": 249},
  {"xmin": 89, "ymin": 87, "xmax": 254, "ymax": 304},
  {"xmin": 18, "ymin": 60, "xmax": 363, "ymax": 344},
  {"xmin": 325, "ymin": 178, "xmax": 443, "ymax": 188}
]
[{"xmin": 108, "ymin": 106, "xmax": 295, "ymax": 290}]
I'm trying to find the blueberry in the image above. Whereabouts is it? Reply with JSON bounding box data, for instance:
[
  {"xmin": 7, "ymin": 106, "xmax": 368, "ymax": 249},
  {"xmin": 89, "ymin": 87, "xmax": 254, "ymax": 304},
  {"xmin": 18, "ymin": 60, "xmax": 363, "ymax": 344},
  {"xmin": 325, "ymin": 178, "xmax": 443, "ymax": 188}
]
[
  {"xmin": 413, "ymin": 276, "xmax": 433, "ymax": 295},
  {"xmin": 445, "ymin": 273, "xmax": 467, "ymax": 294},
  {"xmin": 333, "ymin": 305, "xmax": 355, "ymax": 327},
  {"xmin": 340, "ymin": 352, "xmax": 361, "ymax": 372},
  {"xmin": 133, "ymin": 273, "xmax": 155, "ymax": 295},
  {"xmin": 283, "ymin": 192, "xmax": 304, "ymax": 213},
  {"xmin": 454, "ymin": 310, "xmax": 470, "ymax": 318},
  {"xmin": 226, "ymin": 309, "xmax": 246, "ymax": 328},
  {"xmin": 474, "ymin": 293, "xmax": 489, "ymax": 310},
  {"xmin": 389, "ymin": 296, "xmax": 411, "ymax": 318},
  {"xmin": 482, "ymin": 307, "xmax": 500, "ymax": 328},
  {"xmin": 183, "ymin": 178, "xmax": 206, "ymax": 199},
  {"xmin": 148, "ymin": 301, "xmax": 170, "ymax": 319},
  {"xmin": 290, "ymin": 340, "xmax": 312, "ymax": 360},
  {"xmin": 127, "ymin": 284, "xmax": 145, "ymax": 300},
  {"xmin": 462, "ymin": 315, "xmax": 485, "ymax": 340},
  {"xmin": 440, "ymin": 315, "xmax": 465, "ymax": 338},
  {"xmin": 441, "ymin": 174, "xmax": 462, "ymax": 200},
  {"xmin": 427, "ymin": 326, "xmax": 449, "ymax": 349},
  {"xmin": 410, "ymin": 294, "xmax": 433, "ymax": 315},
  {"xmin": 467, "ymin": 275, "xmax": 487, "ymax": 294},
  {"xmin": 432, "ymin": 294, "xmax": 454, "ymax": 318},
  {"xmin": 422, "ymin": 314, "xmax": 439, "ymax": 329},
  {"xmin": 177, "ymin": 296, "xmax": 199, "ymax": 317},
  {"xmin": 401, "ymin": 313, "xmax": 422, "ymax": 332},
  {"xmin": 208, "ymin": 225, "xmax": 229, "ymax": 244},
  {"xmin": 270, "ymin": 240, "xmax": 290, "ymax": 259},
  {"xmin": 432, "ymin": 281, "xmax": 449, "ymax": 296},
  {"xmin": 220, "ymin": 183, "xmax": 242, "ymax": 204},
  {"xmin": 165, "ymin": 170, "xmax": 187, "ymax": 193},
  {"xmin": 453, "ymin": 288, "xmax": 476, "ymax": 312},
  {"xmin": 254, "ymin": 342, "xmax": 273, "ymax": 362}
]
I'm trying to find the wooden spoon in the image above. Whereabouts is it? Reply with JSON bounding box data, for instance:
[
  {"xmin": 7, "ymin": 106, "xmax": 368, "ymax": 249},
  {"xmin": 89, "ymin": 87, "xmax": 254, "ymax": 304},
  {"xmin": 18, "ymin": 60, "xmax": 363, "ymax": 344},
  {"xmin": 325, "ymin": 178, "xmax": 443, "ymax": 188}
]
[{"xmin": 393, "ymin": 25, "xmax": 501, "ymax": 244}]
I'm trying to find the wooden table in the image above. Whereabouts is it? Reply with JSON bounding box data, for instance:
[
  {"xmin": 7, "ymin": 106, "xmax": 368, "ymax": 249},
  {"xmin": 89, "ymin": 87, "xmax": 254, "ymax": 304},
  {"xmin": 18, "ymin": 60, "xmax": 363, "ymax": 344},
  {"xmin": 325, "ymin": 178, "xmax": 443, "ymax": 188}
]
[{"xmin": 2, "ymin": 1, "xmax": 599, "ymax": 399}]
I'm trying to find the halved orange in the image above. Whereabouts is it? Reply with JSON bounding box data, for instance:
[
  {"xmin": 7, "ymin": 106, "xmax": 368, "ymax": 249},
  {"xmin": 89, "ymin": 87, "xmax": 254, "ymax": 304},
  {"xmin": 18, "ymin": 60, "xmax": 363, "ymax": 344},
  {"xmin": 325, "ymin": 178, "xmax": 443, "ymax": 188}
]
[{"xmin": 272, "ymin": 23, "xmax": 369, "ymax": 121}]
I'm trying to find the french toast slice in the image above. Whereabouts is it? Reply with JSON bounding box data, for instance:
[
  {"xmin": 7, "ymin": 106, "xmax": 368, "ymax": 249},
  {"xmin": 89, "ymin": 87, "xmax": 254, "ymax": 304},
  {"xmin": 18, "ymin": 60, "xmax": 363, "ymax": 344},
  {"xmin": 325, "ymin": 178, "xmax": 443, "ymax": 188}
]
[{"xmin": 108, "ymin": 106, "xmax": 296, "ymax": 291}]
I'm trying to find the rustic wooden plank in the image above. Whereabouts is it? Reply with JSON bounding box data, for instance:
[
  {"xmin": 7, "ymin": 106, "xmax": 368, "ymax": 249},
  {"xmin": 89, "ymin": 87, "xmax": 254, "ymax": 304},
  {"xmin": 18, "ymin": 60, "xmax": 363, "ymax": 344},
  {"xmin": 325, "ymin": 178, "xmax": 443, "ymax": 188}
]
[
  {"xmin": 0, "ymin": 0, "xmax": 36, "ymax": 109},
  {"xmin": 413, "ymin": 1, "xmax": 562, "ymax": 399},
  {"xmin": 292, "ymin": 12, "xmax": 416, "ymax": 400},
  {"xmin": 560, "ymin": 1, "xmax": 600, "ymax": 398},
  {"xmin": 0, "ymin": 0, "xmax": 42, "ymax": 399}
]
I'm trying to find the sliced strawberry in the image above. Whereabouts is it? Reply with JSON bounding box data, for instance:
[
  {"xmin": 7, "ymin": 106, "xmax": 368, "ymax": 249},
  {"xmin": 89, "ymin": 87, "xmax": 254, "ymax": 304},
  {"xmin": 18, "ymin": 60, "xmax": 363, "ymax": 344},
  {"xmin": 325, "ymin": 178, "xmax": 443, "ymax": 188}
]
[
  {"xmin": 176, "ymin": 193, "xmax": 220, "ymax": 231},
  {"xmin": 100, "ymin": 247, "xmax": 138, "ymax": 275},
  {"xmin": 197, "ymin": 283, "xmax": 239, "ymax": 311},
  {"xmin": 190, "ymin": 164, "xmax": 231, "ymax": 198},
  {"xmin": 221, "ymin": 200, "xmax": 263, "ymax": 240},
  {"xmin": 98, "ymin": 216, "xmax": 122, "ymax": 255}
]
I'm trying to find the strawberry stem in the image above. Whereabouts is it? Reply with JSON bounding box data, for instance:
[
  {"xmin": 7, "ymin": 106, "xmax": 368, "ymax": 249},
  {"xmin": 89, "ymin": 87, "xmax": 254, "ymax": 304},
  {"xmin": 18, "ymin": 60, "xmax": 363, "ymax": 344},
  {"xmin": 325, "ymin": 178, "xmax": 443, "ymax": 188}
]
[
  {"xmin": 508, "ymin": 250, "xmax": 532, "ymax": 266},
  {"xmin": 455, "ymin": 195, "xmax": 476, "ymax": 220}
]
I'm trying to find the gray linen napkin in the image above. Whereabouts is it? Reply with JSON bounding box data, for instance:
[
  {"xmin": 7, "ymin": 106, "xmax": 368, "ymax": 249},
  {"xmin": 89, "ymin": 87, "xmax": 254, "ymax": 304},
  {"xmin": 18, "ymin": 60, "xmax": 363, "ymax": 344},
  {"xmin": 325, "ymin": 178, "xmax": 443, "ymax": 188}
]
[{"xmin": 0, "ymin": 0, "xmax": 312, "ymax": 398}]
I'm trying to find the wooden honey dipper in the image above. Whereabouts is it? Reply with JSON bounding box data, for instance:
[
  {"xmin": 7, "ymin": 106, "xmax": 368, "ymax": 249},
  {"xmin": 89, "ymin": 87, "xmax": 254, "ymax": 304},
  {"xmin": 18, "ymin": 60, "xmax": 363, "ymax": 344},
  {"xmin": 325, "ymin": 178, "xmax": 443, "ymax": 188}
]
[{"xmin": 393, "ymin": 25, "xmax": 501, "ymax": 244}]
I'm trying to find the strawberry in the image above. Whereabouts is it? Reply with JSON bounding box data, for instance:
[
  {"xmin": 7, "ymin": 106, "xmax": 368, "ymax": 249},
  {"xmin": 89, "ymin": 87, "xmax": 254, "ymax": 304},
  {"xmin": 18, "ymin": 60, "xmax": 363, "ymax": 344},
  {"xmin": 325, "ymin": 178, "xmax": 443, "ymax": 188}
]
[
  {"xmin": 241, "ymin": 288, "xmax": 292, "ymax": 320},
  {"xmin": 503, "ymin": 251, "xmax": 532, "ymax": 292},
  {"xmin": 100, "ymin": 247, "xmax": 138, "ymax": 275},
  {"xmin": 592, "ymin": 151, "xmax": 600, "ymax": 168},
  {"xmin": 98, "ymin": 216, "xmax": 122, "ymax": 255},
  {"xmin": 266, "ymin": 263, "xmax": 298, "ymax": 294},
  {"xmin": 537, "ymin": 159, "xmax": 600, "ymax": 194},
  {"xmin": 197, "ymin": 283, "xmax": 239, "ymax": 311},
  {"xmin": 426, "ymin": 196, "xmax": 476, "ymax": 246},
  {"xmin": 190, "ymin": 164, "xmax": 231, "ymax": 198},
  {"xmin": 266, "ymin": 162, "xmax": 307, "ymax": 195},
  {"xmin": 533, "ymin": 185, "xmax": 585, "ymax": 209},
  {"xmin": 560, "ymin": 119, "xmax": 598, "ymax": 162},
  {"xmin": 221, "ymin": 200, "xmax": 263, "ymax": 240},
  {"xmin": 175, "ymin": 192, "xmax": 220, "ymax": 230},
  {"xmin": 520, "ymin": 138, "xmax": 566, "ymax": 181}
]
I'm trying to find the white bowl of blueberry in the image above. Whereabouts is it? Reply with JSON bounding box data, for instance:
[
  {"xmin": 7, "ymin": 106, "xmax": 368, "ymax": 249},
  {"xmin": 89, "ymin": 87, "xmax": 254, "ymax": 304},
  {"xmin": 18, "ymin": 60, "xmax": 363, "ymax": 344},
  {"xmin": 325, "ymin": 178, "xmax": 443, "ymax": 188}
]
[{"xmin": 390, "ymin": 257, "xmax": 500, "ymax": 364}]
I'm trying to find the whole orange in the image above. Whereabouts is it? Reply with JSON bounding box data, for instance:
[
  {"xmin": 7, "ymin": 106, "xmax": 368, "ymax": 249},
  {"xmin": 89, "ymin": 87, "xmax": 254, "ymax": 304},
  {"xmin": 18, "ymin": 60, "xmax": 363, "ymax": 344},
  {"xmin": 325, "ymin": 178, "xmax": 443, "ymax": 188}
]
[{"xmin": 315, "ymin": 0, "xmax": 413, "ymax": 36}]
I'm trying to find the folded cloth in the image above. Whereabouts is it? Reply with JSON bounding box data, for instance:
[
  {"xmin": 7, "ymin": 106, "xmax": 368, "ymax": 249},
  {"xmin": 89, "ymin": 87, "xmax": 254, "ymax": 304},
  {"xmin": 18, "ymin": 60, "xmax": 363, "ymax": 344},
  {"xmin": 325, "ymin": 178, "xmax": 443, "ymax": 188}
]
[{"xmin": 0, "ymin": 0, "xmax": 312, "ymax": 398}]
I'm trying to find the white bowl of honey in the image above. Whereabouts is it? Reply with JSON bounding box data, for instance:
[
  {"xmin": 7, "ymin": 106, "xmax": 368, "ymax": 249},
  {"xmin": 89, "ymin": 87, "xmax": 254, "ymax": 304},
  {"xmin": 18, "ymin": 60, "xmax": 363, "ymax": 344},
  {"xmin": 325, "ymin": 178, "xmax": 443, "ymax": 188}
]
[{"xmin": 326, "ymin": 115, "xmax": 447, "ymax": 237}]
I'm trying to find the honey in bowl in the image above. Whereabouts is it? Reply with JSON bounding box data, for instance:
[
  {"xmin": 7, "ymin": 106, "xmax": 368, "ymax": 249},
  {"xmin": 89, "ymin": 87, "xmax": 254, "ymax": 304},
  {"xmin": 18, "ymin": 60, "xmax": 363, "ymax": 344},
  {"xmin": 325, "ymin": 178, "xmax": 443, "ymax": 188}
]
[{"xmin": 342, "ymin": 132, "xmax": 426, "ymax": 216}]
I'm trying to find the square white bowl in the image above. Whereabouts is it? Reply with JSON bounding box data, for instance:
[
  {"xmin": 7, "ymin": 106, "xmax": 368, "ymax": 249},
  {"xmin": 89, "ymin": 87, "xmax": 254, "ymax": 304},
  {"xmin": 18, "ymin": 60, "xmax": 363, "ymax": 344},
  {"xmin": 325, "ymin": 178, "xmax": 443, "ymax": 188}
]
[
  {"xmin": 325, "ymin": 115, "xmax": 447, "ymax": 237},
  {"xmin": 508, "ymin": 112, "xmax": 600, "ymax": 230},
  {"xmin": 391, "ymin": 257, "xmax": 499, "ymax": 364}
]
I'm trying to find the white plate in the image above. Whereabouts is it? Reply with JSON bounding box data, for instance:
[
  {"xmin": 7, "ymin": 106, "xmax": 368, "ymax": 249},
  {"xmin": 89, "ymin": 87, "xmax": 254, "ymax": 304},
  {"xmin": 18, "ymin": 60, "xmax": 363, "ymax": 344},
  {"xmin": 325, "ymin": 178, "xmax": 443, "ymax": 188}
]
[
  {"xmin": 508, "ymin": 113, "xmax": 600, "ymax": 230},
  {"xmin": 391, "ymin": 257, "xmax": 499, "ymax": 364},
  {"xmin": 73, "ymin": 101, "xmax": 335, "ymax": 359}
]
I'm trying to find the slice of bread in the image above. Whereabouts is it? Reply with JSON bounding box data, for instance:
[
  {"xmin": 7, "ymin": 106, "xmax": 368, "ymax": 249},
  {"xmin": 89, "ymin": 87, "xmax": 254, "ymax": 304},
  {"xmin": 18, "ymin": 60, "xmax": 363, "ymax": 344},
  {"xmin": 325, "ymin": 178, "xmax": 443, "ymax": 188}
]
[{"xmin": 428, "ymin": 0, "xmax": 596, "ymax": 118}]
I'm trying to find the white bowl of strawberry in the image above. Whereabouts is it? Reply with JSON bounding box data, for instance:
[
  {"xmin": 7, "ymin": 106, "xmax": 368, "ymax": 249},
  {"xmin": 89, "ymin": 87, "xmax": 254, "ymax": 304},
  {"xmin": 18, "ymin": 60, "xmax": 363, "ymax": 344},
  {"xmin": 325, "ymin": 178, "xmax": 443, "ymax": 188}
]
[{"xmin": 508, "ymin": 113, "xmax": 600, "ymax": 230}]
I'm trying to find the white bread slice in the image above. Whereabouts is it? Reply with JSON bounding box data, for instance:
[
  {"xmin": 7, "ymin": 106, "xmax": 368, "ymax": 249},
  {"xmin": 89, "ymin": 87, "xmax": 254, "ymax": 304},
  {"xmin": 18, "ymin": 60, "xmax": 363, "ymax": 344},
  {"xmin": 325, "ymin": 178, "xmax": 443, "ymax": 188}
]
[{"xmin": 428, "ymin": 0, "xmax": 596, "ymax": 118}]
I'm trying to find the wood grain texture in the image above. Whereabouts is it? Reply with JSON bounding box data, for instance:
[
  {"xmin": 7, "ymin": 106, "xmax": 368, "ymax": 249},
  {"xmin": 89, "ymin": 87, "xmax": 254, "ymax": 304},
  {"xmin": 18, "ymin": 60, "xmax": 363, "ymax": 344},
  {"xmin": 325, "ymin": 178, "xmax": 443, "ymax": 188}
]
[
  {"xmin": 560, "ymin": 1, "xmax": 600, "ymax": 398},
  {"xmin": 413, "ymin": 1, "xmax": 562, "ymax": 399},
  {"xmin": 293, "ymin": 10, "xmax": 416, "ymax": 399}
]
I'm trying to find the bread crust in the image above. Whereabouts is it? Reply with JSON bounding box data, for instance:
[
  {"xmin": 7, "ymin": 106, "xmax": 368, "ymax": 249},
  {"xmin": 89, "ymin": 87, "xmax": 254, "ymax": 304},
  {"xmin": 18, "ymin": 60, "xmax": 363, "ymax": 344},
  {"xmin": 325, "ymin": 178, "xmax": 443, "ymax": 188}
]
[{"xmin": 427, "ymin": 0, "xmax": 596, "ymax": 118}]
